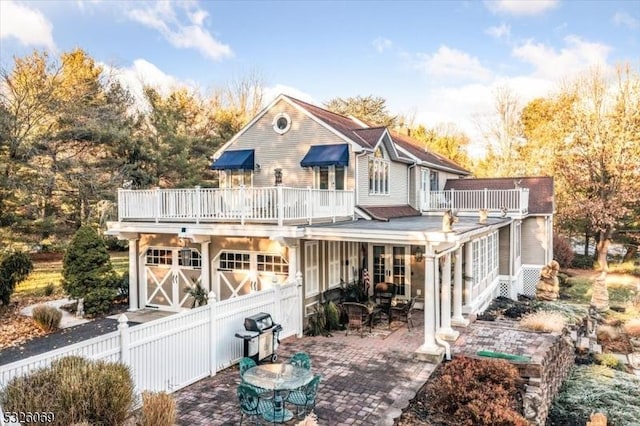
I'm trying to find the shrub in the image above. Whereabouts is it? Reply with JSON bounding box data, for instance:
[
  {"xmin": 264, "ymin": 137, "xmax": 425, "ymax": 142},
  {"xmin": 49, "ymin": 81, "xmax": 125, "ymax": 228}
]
[
  {"xmin": 595, "ymin": 353, "xmax": 625, "ymax": 371},
  {"xmin": 548, "ymin": 365, "xmax": 640, "ymax": 426},
  {"xmin": 324, "ymin": 301, "xmax": 341, "ymax": 331},
  {"xmin": 32, "ymin": 305, "xmax": 62, "ymax": 331},
  {"xmin": 0, "ymin": 356, "xmax": 134, "ymax": 426},
  {"xmin": 624, "ymin": 318, "xmax": 640, "ymax": 338},
  {"xmin": 520, "ymin": 311, "xmax": 566, "ymax": 332},
  {"xmin": 0, "ymin": 251, "xmax": 34, "ymax": 306},
  {"xmin": 426, "ymin": 356, "xmax": 527, "ymax": 426},
  {"xmin": 553, "ymin": 233, "xmax": 575, "ymax": 268},
  {"xmin": 141, "ymin": 391, "xmax": 177, "ymax": 426},
  {"xmin": 572, "ymin": 254, "xmax": 594, "ymax": 269},
  {"xmin": 62, "ymin": 226, "xmax": 117, "ymax": 300},
  {"xmin": 83, "ymin": 287, "xmax": 118, "ymax": 316},
  {"xmin": 43, "ymin": 282, "xmax": 56, "ymax": 296}
]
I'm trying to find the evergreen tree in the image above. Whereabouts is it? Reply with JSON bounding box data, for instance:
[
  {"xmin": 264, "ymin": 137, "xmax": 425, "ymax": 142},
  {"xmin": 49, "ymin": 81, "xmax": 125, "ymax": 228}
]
[
  {"xmin": 62, "ymin": 226, "xmax": 117, "ymax": 313},
  {"xmin": 0, "ymin": 251, "xmax": 33, "ymax": 306}
]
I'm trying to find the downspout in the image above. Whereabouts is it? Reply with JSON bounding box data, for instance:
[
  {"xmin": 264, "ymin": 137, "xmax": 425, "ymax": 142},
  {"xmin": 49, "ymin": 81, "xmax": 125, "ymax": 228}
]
[
  {"xmin": 432, "ymin": 242, "xmax": 462, "ymax": 361},
  {"xmin": 407, "ymin": 162, "xmax": 417, "ymax": 210}
]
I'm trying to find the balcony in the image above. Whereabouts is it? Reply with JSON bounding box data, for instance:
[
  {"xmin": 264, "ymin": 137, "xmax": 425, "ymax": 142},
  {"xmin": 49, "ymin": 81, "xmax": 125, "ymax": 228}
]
[
  {"xmin": 422, "ymin": 188, "xmax": 529, "ymax": 215},
  {"xmin": 117, "ymin": 186, "xmax": 355, "ymax": 226}
]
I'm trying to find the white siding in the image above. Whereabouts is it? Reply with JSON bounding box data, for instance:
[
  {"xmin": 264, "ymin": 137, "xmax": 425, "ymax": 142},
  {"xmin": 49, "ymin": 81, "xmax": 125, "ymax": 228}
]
[
  {"xmin": 221, "ymin": 99, "xmax": 356, "ymax": 190},
  {"xmin": 356, "ymin": 143, "xmax": 408, "ymax": 206},
  {"xmin": 521, "ymin": 217, "xmax": 548, "ymax": 265}
]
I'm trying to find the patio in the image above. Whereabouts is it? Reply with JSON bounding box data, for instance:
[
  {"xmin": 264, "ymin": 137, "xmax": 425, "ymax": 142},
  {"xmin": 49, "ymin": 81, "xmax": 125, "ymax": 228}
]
[{"xmin": 173, "ymin": 315, "xmax": 435, "ymax": 425}]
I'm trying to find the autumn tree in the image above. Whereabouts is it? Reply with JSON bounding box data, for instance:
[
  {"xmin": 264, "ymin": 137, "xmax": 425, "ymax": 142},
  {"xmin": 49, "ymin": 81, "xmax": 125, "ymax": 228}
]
[
  {"xmin": 475, "ymin": 86, "xmax": 525, "ymax": 177},
  {"xmin": 325, "ymin": 95, "xmax": 397, "ymax": 127},
  {"xmin": 410, "ymin": 123, "xmax": 472, "ymax": 170}
]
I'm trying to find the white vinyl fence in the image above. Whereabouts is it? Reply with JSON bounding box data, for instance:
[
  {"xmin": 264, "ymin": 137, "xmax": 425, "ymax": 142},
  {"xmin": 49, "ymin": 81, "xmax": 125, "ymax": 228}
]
[{"xmin": 0, "ymin": 277, "xmax": 302, "ymax": 396}]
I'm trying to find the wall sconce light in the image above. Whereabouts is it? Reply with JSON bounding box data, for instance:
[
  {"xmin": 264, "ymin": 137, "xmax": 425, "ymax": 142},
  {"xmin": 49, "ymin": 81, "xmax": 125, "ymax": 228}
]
[
  {"xmin": 414, "ymin": 246, "xmax": 424, "ymax": 262},
  {"xmin": 179, "ymin": 228, "xmax": 192, "ymax": 267},
  {"xmin": 274, "ymin": 168, "xmax": 283, "ymax": 186}
]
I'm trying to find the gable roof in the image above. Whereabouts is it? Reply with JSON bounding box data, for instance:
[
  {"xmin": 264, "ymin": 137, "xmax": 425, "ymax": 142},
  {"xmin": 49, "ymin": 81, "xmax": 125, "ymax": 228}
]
[
  {"xmin": 444, "ymin": 177, "xmax": 554, "ymax": 215},
  {"xmin": 286, "ymin": 95, "xmax": 467, "ymax": 172},
  {"xmin": 390, "ymin": 131, "xmax": 470, "ymax": 175}
]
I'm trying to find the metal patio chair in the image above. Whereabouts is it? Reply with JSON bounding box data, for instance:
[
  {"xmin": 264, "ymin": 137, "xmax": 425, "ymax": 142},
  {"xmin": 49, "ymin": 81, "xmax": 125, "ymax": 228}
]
[
  {"xmin": 285, "ymin": 374, "xmax": 322, "ymax": 419},
  {"xmin": 237, "ymin": 383, "xmax": 275, "ymax": 425},
  {"xmin": 287, "ymin": 351, "xmax": 312, "ymax": 370}
]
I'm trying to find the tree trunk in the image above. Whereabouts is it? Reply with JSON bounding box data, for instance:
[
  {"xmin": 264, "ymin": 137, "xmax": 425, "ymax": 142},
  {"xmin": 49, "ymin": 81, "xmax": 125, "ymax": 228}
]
[
  {"xmin": 596, "ymin": 229, "xmax": 612, "ymax": 276},
  {"xmin": 623, "ymin": 245, "xmax": 638, "ymax": 263},
  {"xmin": 591, "ymin": 228, "xmax": 611, "ymax": 312},
  {"xmin": 584, "ymin": 231, "xmax": 589, "ymax": 257}
]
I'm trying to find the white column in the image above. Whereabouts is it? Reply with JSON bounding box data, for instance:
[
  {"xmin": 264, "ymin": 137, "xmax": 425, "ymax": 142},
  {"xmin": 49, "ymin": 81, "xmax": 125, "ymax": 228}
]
[
  {"xmin": 452, "ymin": 246, "xmax": 469, "ymax": 326},
  {"xmin": 463, "ymin": 242, "xmax": 473, "ymax": 313},
  {"xmin": 201, "ymin": 240, "xmax": 211, "ymax": 292},
  {"xmin": 288, "ymin": 242, "xmax": 298, "ymax": 283},
  {"xmin": 438, "ymin": 253, "xmax": 459, "ymax": 340},
  {"xmin": 128, "ymin": 238, "xmax": 139, "ymax": 311},
  {"xmin": 415, "ymin": 254, "xmax": 444, "ymax": 362}
]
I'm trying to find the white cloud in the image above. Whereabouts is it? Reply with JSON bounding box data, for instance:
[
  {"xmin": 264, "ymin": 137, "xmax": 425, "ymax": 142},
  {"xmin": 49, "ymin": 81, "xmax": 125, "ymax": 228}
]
[
  {"xmin": 125, "ymin": 1, "xmax": 232, "ymax": 61},
  {"xmin": 512, "ymin": 35, "xmax": 610, "ymax": 80},
  {"xmin": 102, "ymin": 59, "xmax": 191, "ymax": 111},
  {"xmin": 416, "ymin": 46, "xmax": 492, "ymax": 81},
  {"xmin": 372, "ymin": 37, "xmax": 392, "ymax": 53},
  {"xmin": 485, "ymin": 0, "xmax": 558, "ymax": 16},
  {"xmin": 263, "ymin": 84, "xmax": 316, "ymax": 106},
  {"xmin": 613, "ymin": 11, "xmax": 639, "ymax": 29},
  {"xmin": 486, "ymin": 23, "xmax": 511, "ymax": 39},
  {"xmin": 0, "ymin": 0, "xmax": 56, "ymax": 50}
]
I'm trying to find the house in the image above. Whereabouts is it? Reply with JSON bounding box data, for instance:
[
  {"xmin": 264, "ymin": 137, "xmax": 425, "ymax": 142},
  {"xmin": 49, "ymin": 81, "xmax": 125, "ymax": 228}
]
[{"xmin": 106, "ymin": 94, "xmax": 554, "ymax": 360}]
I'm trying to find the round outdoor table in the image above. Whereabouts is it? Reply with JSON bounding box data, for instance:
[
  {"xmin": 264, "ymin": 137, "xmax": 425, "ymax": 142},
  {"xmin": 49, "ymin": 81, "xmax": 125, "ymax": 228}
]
[{"xmin": 243, "ymin": 363, "xmax": 313, "ymax": 423}]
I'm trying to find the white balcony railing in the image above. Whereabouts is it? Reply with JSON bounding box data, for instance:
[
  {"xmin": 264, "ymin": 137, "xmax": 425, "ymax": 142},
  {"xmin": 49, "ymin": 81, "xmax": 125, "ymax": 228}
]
[
  {"xmin": 117, "ymin": 186, "xmax": 355, "ymax": 225},
  {"xmin": 421, "ymin": 188, "xmax": 529, "ymax": 215}
]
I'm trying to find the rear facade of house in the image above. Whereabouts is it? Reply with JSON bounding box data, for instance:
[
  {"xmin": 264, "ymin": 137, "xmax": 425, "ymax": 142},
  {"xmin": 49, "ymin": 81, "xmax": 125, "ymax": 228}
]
[{"xmin": 107, "ymin": 94, "xmax": 554, "ymax": 357}]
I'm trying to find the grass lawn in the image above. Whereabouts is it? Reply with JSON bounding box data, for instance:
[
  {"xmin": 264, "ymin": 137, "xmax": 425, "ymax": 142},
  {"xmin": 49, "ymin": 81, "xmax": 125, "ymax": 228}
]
[{"xmin": 15, "ymin": 252, "xmax": 129, "ymax": 297}]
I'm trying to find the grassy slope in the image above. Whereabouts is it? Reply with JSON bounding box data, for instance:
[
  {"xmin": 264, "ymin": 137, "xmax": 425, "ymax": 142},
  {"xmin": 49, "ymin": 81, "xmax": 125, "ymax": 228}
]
[{"xmin": 15, "ymin": 252, "xmax": 128, "ymax": 297}]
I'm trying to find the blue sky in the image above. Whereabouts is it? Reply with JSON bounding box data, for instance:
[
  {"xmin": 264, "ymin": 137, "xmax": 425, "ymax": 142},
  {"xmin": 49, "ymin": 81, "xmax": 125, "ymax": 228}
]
[{"xmin": 1, "ymin": 0, "xmax": 639, "ymax": 156}]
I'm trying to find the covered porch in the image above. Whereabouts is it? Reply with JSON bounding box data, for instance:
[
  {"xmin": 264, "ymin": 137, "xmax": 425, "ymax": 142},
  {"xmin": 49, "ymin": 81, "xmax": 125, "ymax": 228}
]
[{"xmin": 304, "ymin": 214, "xmax": 510, "ymax": 361}]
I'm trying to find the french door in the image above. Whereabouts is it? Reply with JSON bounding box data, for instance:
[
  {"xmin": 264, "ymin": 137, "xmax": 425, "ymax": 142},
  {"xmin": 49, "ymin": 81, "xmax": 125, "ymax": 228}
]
[{"xmin": 369, "ymin": 244, "xmax": 411, "ymax": 299}]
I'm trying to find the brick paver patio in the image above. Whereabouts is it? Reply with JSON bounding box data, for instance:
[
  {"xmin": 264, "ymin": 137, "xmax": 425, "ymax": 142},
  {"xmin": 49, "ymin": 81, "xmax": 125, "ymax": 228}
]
[{"xmin": 173, "ymin": 315, "xmax": 435, "ymax": 425}]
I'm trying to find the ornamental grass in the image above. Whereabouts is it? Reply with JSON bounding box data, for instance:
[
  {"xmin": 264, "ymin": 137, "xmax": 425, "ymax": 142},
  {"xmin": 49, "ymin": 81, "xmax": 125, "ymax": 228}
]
[{"xmin": 519, "ymin": 311, "xmax": 566, "ymax": 332}]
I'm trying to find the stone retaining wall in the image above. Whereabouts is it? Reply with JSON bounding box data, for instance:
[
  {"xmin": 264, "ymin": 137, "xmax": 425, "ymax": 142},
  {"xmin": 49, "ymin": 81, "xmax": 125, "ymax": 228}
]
[
  {"xmin": 518, "ymin": 332, "xmax": 575, "ymax": 425},
  {"xmin": 452, "ymin": 321, "xmax": 576, "ymax": 426}
]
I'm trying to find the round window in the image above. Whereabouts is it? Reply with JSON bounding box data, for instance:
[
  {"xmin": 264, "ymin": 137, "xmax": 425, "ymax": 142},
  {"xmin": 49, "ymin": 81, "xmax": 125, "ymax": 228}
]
[{"xmin": 272, "ymin": 113, "xmax": 291, "ymax": 134}]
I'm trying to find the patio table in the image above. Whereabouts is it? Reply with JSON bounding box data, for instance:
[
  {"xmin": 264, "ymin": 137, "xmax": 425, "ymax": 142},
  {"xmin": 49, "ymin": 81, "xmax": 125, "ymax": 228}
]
[{"xmin": 243, "ymin": 363, "xmax": 313, "ymax": 423}]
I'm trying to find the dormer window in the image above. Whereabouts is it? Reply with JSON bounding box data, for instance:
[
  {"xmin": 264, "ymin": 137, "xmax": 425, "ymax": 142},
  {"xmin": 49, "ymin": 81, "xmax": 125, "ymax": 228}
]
[
  {"xmin": 368, "ymin": 148, "xmax": 389, "ymax": 195},
  {"xmin": 273, "ymin": 112, "xmax": 291, "ymax": 134}
]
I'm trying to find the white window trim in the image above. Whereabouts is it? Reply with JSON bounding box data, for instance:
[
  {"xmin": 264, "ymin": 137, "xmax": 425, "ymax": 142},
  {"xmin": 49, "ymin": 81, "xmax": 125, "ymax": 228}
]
[
  {"xmin": 273, "ymin": 112, "xmax": 291, "ymax": 135},
  {"xmin": 368, "ymin": 156, "xmax": 390, "ymax": 195}
]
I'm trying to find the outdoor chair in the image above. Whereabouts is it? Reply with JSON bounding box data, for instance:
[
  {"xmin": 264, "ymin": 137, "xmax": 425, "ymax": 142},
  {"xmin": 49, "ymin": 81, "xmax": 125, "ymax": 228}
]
[
  {"xmin": 239, "ymin": 357, "xmax": 269, "ymax": 395},
  {"xmin": 288, "ymin": 352, "xmax": 312, "ymax": 370},
  {"xmin": 374, "ymin": 283, "xmax": 397, "ymax": 319},
  {"xmin": 343, "ymin": 302, "xmax": 369, "ymax": 337},
  {"xmin": 285, "ymin": 374, "xmax": 322, "ymax": 419},
  {"xmin": 389, "ymin": 297, "xmax": 416, "ymax": 330},
  {"xmin": 237, "ymin": 383, "xmax": 275, "ymax": 425}
]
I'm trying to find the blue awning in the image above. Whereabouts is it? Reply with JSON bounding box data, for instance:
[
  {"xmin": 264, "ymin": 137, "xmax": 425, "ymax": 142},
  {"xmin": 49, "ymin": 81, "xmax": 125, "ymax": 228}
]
[
  {"xmin": 300, "ymin": 144, "xmax": 349, "ymax": 167},
  {"xmin": 211, "ymin": 149, "xmax": 255, "ymax": 170}
]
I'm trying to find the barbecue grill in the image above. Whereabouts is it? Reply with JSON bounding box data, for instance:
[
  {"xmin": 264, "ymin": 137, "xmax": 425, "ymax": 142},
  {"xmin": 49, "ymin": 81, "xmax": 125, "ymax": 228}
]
[{"xmin": 235, "ymin": 312, "xmax": 282, "ymax": 363}]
